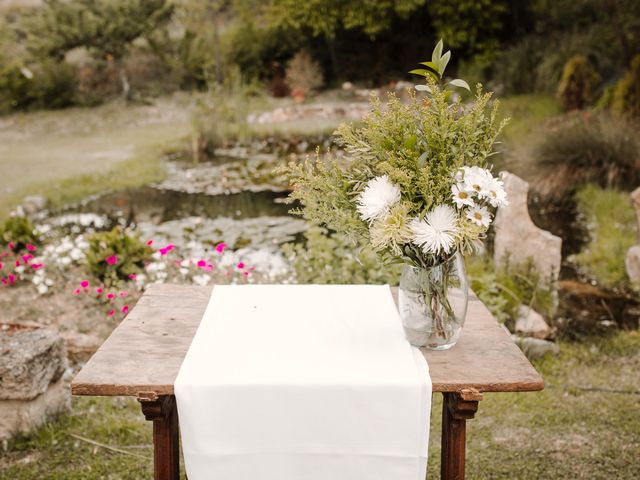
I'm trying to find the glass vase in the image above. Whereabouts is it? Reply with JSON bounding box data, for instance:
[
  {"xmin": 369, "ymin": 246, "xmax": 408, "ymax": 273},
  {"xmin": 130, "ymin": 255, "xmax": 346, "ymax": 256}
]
[{"xmin": 398, "ymin": 252, "xmax": 469, "ymax": 350}]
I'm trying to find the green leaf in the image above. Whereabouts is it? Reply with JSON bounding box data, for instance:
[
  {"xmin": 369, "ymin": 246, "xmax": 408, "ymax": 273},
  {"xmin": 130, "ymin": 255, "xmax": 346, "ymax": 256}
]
[
  {"xmin": 404, "ymin": 134, "xmax": 417, "ymax": 149},
  {"xmin": 439, "ymin": 50, "xmax": 451, "ymax": 75},
  {"xmin": 409, "ymin": 68, "xmax": 429, "ymax": 77},
  {"xmin": 419, "ymin": 61, "xmax": 440, "ymax": 73},
  {"xmin": 448, "ymin": 78, "xmax": 471, "ymax": 91},
  {"xmin": 414, "ymin": 84, "xmax": 431, "ymax": 92},
  {"xmin": 432, "ymin": 39, "xmax": 443, "ymax": 65}
]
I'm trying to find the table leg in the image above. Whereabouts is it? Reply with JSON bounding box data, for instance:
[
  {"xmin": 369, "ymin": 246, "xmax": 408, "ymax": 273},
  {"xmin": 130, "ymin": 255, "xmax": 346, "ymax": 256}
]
[
  {"xmin": 440, "ymin": 391, "xmax": 481, "ymax": 480},
  {"xmin": 139, "ymin": 394, "xmax": 180, "ymax": 480}
]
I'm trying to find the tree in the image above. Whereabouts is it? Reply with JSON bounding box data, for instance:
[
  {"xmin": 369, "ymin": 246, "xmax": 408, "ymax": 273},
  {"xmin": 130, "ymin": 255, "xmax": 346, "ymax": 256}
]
[
  {"xmin": 30, "ymin": 0, "xmax": 174, "ymax": 99},
  {"xmin": 265, "ymin": 0, "xmax": 426, "ymax": 77}
]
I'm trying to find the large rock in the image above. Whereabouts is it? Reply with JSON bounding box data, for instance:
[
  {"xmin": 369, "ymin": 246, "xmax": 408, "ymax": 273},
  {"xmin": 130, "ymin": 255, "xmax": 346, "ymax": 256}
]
[
  {"xmin": 625, "ymin": 244, "xmax": 640, "ymax": 284},
  {"xmin": 0, "ymin": 378, "xmax": 70, "ymax": 442},
  {"xmin": 494, "ymin": 172, "xmax": 562, "ymax": 285},
  {"xmin": 514, "ymin": 306, "xmax": 552, "ymax": 339},
  {"xmin": 512, "ymin": 336, "xmax": 560, "ymax": 361},
  {"xmin": 0, "ymin": 326, "xmax": 67, "ymax": 400}
]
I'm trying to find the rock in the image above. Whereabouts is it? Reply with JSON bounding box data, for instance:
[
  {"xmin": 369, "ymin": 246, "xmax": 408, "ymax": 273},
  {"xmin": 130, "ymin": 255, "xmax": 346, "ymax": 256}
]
[
  {"xmin": 0, "ymin": 327, "xmax": 67, "ymax": 400},
  {"xmin": 630, "ymin": 187, "xmax": 640, "ymax": 242},
  {"xmin": 515, "ymin": 306, "xmax": 552, "ymax": 339},
  {"xmin": 494, "ymin": 172, "xmax": 562, "ymax": 285},
  {"xmin": 21, "ymin": 195, "xmax": 47, "ymax": 214},
  {"xmin": 512, "ymin": 336, "xmax": 560, "ymax": 361},
  {"xmin": 625, "ymin": 244, "xmax": 640, "ymax": 284},
  {"xmin": 60, "ymin": 332, "xmax": 102, "ymax": 364},
  {"xmin": 0, "ymin": 378, "xmax": 70, "ymax": 442}
]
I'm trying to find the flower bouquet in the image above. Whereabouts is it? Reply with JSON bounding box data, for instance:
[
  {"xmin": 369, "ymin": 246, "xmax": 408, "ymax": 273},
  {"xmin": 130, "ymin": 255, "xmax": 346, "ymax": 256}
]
[{"xmin": 287, "ymin": 41, "xmax": 508, "ymax": 349}]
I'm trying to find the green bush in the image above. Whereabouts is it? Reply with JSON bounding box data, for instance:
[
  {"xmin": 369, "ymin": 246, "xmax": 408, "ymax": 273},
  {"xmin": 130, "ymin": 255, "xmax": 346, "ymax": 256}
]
[
  {"xmin": 0, "ymin": 60, "xmax": 76, "ymax": 113},
  {"xmin": 281, "ymin": 226, "xmax": 402, "ymax": 285},
  {"xmin": 612, "ymin": 54, "xmax": 640, "ymax": 120},
  {"xmin": 556, "ymin": 55, "xmax": 600, "ymax": 111},
  {"xmin": 86, "ymin": 228, "xmax": 153, "ymax": 283},
  {"xmin": 466, "ymin": 255, "xmax": 555, "ymax": 326},
  {"xmin": 0, "ymin": 216, "xmax": 39, "ymax": 251},
  {"xmin": 530, "ymin": 113, "xmax": 640, "ymax": 199},
  {"xmin": 573, "ymin": 185, "xmax": 636, "ymax": 289},
  {"xmin": 285, "ymin": 50, "xmax": 324, "ymax": 97}
]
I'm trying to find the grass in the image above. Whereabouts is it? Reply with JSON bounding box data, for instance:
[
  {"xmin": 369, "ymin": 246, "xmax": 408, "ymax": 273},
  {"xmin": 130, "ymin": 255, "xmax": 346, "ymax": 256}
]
[
  {"xmin": 498, "ymin": 94, "xmax": 562, "ymax": 144},
  {"xmin": 573, "ymin": 185, "xmax": 637, "ymax": 289},
  {"xmin": 0, "ymin": 94, "xmax": 195, "ymax": 218},
  {"xmin": 1, "ymin": 331, "xmax": 638, "ymax": 479}
]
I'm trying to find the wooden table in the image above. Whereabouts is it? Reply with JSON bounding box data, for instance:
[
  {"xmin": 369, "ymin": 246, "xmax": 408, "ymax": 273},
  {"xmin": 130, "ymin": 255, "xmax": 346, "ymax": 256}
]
[{"xmin": 72, "ymin": 283, "xmax": 543, "ymax": 480}]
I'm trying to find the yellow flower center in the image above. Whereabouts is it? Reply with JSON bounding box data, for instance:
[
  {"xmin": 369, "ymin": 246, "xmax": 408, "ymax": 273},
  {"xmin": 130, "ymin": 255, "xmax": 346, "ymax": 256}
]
[
  {"xmin": 459, "ymin": 191, "xmax": 468, "ymax": 199},
  {"xmin": 474, "ymin": 212, "xmax": 482, "ymax": 220}
]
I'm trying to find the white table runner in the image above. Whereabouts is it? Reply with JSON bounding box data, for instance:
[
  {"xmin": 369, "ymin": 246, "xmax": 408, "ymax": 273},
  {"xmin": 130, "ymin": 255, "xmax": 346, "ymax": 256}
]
[{"xmin": 175, "ymin": 284, "xmax": 431, "ymax": 480}]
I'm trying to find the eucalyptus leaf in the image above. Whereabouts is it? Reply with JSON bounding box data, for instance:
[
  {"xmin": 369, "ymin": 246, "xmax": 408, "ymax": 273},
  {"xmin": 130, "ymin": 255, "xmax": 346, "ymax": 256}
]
[{"xmin": 448, "ymin": 78, "xmax": 471, "ymax": 91}]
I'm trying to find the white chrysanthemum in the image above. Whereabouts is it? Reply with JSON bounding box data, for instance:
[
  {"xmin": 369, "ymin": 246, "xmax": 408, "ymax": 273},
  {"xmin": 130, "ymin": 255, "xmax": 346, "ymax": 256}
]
[
  {"xmin": 451, "ymin": 183, "xmax": 475, "ymax": 209},
  {"xmin": 466, "ymin": 205, "xmax": 492, "ymax": 227},
  {"xmin": 356, "ymin": 175, "xmax": 401, "ymax": 222},
  {"xmin": 484, "ymin": 176, "xmax": 509, "ymax": 207},
  {"xmin": 462, "ymin": 166, "xmax": 492, "ymax": 195},
  {"xmin": 410, "ymin": 205, "xmax": 459, "ymax": 255}
]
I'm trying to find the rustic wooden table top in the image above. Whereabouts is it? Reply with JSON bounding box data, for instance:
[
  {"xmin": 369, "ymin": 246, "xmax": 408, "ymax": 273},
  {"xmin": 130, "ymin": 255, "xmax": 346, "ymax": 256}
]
[{"xmin": 72, "ymin": 283, "xmax": 544, "ymax": 397}]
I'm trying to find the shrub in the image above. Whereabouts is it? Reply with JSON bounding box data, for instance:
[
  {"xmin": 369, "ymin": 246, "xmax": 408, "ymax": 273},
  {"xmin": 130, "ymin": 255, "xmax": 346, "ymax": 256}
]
[
  {"xmin": 572, "ymin": 185, "xmax": 636, "ymax": 289},
  {"xmin": 0, "ymin": 216, "xmax": 39, "ymax": 252},
  {"xmin": 611, "ymin": 54, "xmax": 640, "ymax": 120},
  {"xmin": 466, "ymin": 255, "xmax": 555, "ymax": 326},
  {"xmin": 285, "ymin": 50, "xmax": 324, "ymax": 97},
  {"xmin": 281, "ymin": 226, "xmax": 402, "ymax": 285},
  {"xmin": 556, "ymin": 55, "xmax": 600, "ymax": 111},
  {"xmin": 86, "ymin": 228, "xmax": 153, "ymax": 283},
  {"xmin": 530, "ymin": 113, "xmax": 640, "ymax": 199}
]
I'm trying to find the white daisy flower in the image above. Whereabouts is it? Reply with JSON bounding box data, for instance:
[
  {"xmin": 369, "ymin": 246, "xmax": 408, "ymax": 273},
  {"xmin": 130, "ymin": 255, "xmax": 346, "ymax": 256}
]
[
  {"xmin": 410, "ymin": 205, "xmax": 459, "ymax": 255},
  {"xmin": 463, "ymin": 166, "xmax": 492, "ymax": 196},
  {"xmin": 484, "ymin": 176, "xmax": 509, "ymax": 207},
  {"xmin": 466, "ymin": 205, "xmax": 492, "ymax": 227},
  {"xmin": 356, "ymin": 175, "xmax": 401, "ymax": 222},
  {"xmin": 451, "ymin": 183, "xmax": 475, "ymax": 209}
]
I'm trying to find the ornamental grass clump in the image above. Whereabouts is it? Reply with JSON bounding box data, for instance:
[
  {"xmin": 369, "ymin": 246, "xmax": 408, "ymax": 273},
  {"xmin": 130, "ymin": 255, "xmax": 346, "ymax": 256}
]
[{"xmin": 286, "ymin": 43, "xmax": 508, "ymax": 271}]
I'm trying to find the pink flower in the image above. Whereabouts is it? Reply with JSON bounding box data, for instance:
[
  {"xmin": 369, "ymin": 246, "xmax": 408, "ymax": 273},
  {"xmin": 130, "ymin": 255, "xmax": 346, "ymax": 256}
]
[
  {"xmin": 243, "ymin": 271, "xmax": 250, "ymax": 277},
  {"xmin": 80, "ymin": 280, "xmax": 90, "ymax": 289},
  {"xmin": 105, "ymin": 255, "xmax": 118, "ymax": 265},
  {"xmin": 73, "ymin": 288, "xmax": 81, "ymax": 295},
  {"xmin": 204, "ymin": 264, "xmax": 213, "ymax": 272},
  {"xmin": 215, "ymin": 242, "xmax": 227, "ymax": 254},
  {"xmin": 8, "ymin": 274, "xmax": 15, "ymax": 283},
  {"xmin": 119, "ymin": 291, "xmax": 128, "ymax": 298},
  {"xmin": 14, "ymin": 260, "xmax": 20, "ymax": 267},
  {"xmin": 128, "ymin": 273, "xmax": 137, "ymax": 280},
  {"xmin": 21, "ymin": 254, "xmax": 34, "ymax": 263},
  {"xmin": 122, "ymin": 305, "xmax": 129, "ymax": 314},
  {"xmin": 0, "ymin": 262, "xmax": 4, "ymax": 270},
  {"xmin": 1, "ymin": 278, "xmax": 7, "ymax": 286},
  {"xmin": 95, "ymin": 287, "xmax": 104, "ymax": 295},
  {"xmin": 159, "ymin": 244, "xmax": 175, "ymax": 256},
  {"xmin": 31, "ymin": 263, "xmax": 43, "ymax": 270},
  {"xmin": 146, "ymin": 240, "xmax": 153, "ymax": 246},
  {"xmin": 197, "ymin": 259, "xmax": 207, "ymax": 268},
  {"xmin": 237, "ymin": 262, "xmax": 245, "ymax": 269},
  {"xmin": 8, "ymin": 242, "xmax": 15, "ymax": 250},
  {"xmin": 107, "ymin": 292, "xmax": 115, "ymax": 300},
  {"xmin": 107, "ymin": 309, "xmax": 115, "ymax": 317},
  {"xmin": 26, "ymin": 244, "xmax": 36, "ymax": 252}
]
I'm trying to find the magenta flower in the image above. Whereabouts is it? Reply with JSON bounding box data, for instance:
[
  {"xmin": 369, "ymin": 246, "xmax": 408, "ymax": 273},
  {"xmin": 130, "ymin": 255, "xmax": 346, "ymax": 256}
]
[
  {"xmin": 105, "ymin": 255, "xmax": 118, "ymax": 265},
  {"xmin": 26, "ymin": 244, "xmax": 36, "ymax": 252},
  {"xmin": 73, "ymin": 288, "xmax": 81, "ymax": 295},
  {"xmin": 8, "ymin": 274, "xmax": 15, "ymax": 284},
  {"xmin": 204, "ymin": 264, "xmax": 213, "ymax": 272},
  {"xmin": 22, "ymin": 254, "xmax": 33, "ymax": 263},
  {"xmin": 128, "ymin": 273, "xmax": 137, "ymax": 280},
  {"xmin": 122, "ymin": 305, "xmax": 129, "ymax": 314},
  {"xmin": 14, "ymin": 260, "xmax": 20, "ymax": 267},
  {"xmin": 0, "ymin": 262, "xmax": 4, "ymax": 270},
  {"xmin": 107, "ymin": 309, "xmax": 115, "ymax": 317},
  {"xmin": 146, "ymin": 240, "xmax": 153, "ymax": 246},
  {"xmin": 215, "ymin": 242, "xmax": 227, "ymax": 254},
  {"xmin": 107, "ymin": 292, "xmax": 115, "ymax": 300},
  {"xmin": 95, "ymin": 287, "xmax": 104, "ymax": 295},
  {"xmin": 119, "ymin": 291, "xmax": 128, "ymax": 298},
  {"xmin": 8, "ymin": 242, "xmax": 15, "ymax": 250},
  {"xmin": 237, "ymin": 262, "xmax": 245, "ymax": 269},
  {"xmin": 31, "ymin": 263, "xmax": 44, "ymax": 270},
  {"xmin": 159, "ymin": 244, "xmax": 175, "ymax": 256},
  {"xmin": 197, "ymin": 259, "xmax": 207, "ymax": 268},
  {"xmin": 1, "ymin": 278, "xmax": 7, "ymax": 286},
  {"xmin": 80, "ymin": 280, "xmax": 90, "ymax": 289}
]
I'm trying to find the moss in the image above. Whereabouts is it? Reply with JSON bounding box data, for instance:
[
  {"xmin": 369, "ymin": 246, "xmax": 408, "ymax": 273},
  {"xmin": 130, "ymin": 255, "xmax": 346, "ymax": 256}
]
[
  {"xmin": 612, "ymin": 54, "xmax": 640, "ymax": 120},
  {"xmin": 556, "ymin": 55, "xmax": 600, "ymax": 111},
  {"xmin": 573, "ymin": 185, "xmax": 636, "ymax": 289}
]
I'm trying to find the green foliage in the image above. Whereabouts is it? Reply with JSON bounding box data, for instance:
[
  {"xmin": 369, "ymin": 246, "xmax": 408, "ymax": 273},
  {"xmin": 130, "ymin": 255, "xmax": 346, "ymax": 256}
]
[
  {"xmin": 530, "ymin": 113, "xmax": 640, "ymax": 199},
  {"xmin": 410, "ymin": 39, "xmax": 470, "ymax": 91},
  {"xmin": 466, "ymin": 255, "xmax": 555, "ymax": 325},
  {"xmin": 85, "ymin": 227, "xmax": 152, "ymax": 283},
  {"xmin": 573, "ymin": 185, "xmax": 636, "ymax": 289},
  {"xmin": 428, "ymin": 0, "xmax": 508, "ymax": 59},
  {"xmin": 285, "ymin": 50, "xmax": 324, "ymax": 96},
  {"xmin": 281, "ymin": 225, "xmax": 402, "ymax": 285},
  {"xmin": 556, "ymin": 55, "xmax": 601, "ymax": 111},
  {"xmin": 0, "ymin": 216, "xmax": 39, "ymax": 251},
  {"xmin": 286, "ymin": 73, "xmax": 506, "ymax": 267},
  {"xmin": 612, "ymin": 54, "xmax": 640, "ymax": 120}
]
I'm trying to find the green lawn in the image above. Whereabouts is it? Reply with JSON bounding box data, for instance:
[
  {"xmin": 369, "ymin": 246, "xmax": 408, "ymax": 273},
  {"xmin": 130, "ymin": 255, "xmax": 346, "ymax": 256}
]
[{"xmin": 2, "ymin": 331, "xmax": 638, "ymax": 479}]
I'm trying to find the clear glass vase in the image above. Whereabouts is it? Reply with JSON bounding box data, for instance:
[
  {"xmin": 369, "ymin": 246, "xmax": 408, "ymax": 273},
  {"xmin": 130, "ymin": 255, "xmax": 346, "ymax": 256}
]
[{"xmin": 398, "ymin": 252, "xmax": 469, "ymax": 350}]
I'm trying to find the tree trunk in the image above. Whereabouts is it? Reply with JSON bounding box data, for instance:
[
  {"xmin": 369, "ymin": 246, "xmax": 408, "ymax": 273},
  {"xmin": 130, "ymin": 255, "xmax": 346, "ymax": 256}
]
[
  {"xmin": 116, "ymin": 58, "xmax": 132, "ymax": 101},
  {"xmin": 326, "ymin": 35, "xmax": 339, "ymax": 83}
]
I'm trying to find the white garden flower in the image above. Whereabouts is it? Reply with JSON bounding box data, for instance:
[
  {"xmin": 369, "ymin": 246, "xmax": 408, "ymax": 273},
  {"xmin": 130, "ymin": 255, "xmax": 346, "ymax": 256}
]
[
  {"xmin": 356, "ymin": 175, "xmax": 401, "ymax": 222},
  {"xmin": 451, "ymin": 183, "xmax": 475, "ymax": 209},
  {"xmin": 483, "ymin": 176, "xmax": 509, "ymax": 207},
  {"xmin": 466, "ymin": 205, "xmax": 492, "ymax": 227},
  {"xmin": 462, "ymin": 166, "xmax": 492, "ymax": 195},
  {"xmin": 410, "ymin": 205, "xmax": 459, "ymax": 255}
]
